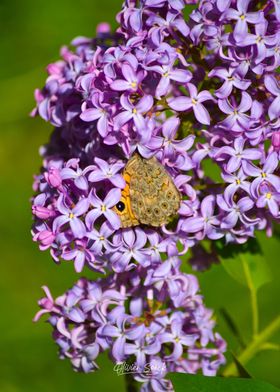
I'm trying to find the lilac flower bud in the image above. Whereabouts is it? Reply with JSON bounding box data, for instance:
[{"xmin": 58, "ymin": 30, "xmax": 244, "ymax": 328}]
[
  {"xmin": 34, "ymin": 230, "xmax": 56, "ymax": 247},
  {"xmin": 96, "ymin": 22, "xmax": 111, "ymax": 35},
  {"xmin": 272, "ymin": 131, "xmax": 280, "ymax": 152},
  {"xmin": 32, "ymin": 206, "xmax": 56, "ymax": 220},
  {"xmin": 44, "ymin": 167, "xmax": 62, "ymax": 188}
]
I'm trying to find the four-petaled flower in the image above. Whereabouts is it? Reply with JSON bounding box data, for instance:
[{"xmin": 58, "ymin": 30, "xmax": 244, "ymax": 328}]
[
  {"xmin": 53, "ymin": 195, "xmax": 89, "ymax": 239},
  {"xmin": 110, "ymin": 64, "xmax": 145, "ymax": 92},
  {"xmin": 80, "ymin": 93, "xmax": 111, "ymax": 137},
  {"xmin": 215, "ymin": 136, "xmax": 262, "ymax": 173},
  {"xmin": 87, "ymin": 158, "xmax": 125, "ymax": 188},
  {"xmin": 114, "ymin": 94, "xmax": 154, "ymax": 132},
  {"xmin": 224, "ymin": 0, "xmax": 263, "ymax": 41},
  {"xmin": 86, "ymin": 189, "xmax": 121, "ymax": 230},
  {"xmin": 218, "ymin": 92, "xmax": 252, "ymax": 132},
  {"xmin": 168, "ymin": 83, "xmax": 214, "ymax": 125}
]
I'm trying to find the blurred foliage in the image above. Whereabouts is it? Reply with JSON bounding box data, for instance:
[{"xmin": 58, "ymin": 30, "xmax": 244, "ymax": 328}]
[
  {"xmin": 169, "ymin": 373, "xmax": 280, "ymax": 392},
  {"xmin": 0, "ymin": 1, "xmax": 279, "ymax": 391},
  {"xmin": 214, "ymin": 237, "xmax": 272, "ymax": 291}
]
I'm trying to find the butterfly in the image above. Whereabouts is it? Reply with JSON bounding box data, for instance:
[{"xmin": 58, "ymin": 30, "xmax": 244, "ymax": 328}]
[{"xmin": 114, "ymin": 154, "xmax": 181, "ymax": 228}]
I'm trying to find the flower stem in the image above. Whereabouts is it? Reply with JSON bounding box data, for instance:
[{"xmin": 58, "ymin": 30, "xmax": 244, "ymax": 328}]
[
  {"xmin": 241, "ymin": 255, "xmax": 259, "ymax": 336},
  {"xmin": 125, "ymin": 373, "xmax": 138, "ymax": 392},
  {"xmin": 223, "ymin": 315, "xmax": 280, "ymax": 377}
]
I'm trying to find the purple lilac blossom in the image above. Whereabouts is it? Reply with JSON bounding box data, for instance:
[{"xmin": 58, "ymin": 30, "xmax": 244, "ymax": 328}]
[
  {"xmin": 31, "ymin": 0, "xmax": 280, "ymax": 389},
  {"xmin": 34, "ymin": 271, "xmax": 226, "ymax": 390}
]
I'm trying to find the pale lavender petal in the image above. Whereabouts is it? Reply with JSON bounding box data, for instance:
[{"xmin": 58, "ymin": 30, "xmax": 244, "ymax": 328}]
[
  {"xmin": 268, "ymin": 96, "xmax": 280, "ymax": 120},
  {"xmin": 134, "ymin": 113, "xmax": 146, "ymax": 130},
  {"xmin": 187, "ymin": 83, "xmax": 198, "ymax": 98},
  {"xmin": 264, "ymin": 75, "xmax": 280, "ymax": 96},
  {"xmin": 104, "ymin": 210, "xmax": 121, "ymax": 230},
  {"xmin": 201, "ymin": 195, "xmax": 215, "ymax": 218},
  {"xmin": 53, "ymin": 215, "xmax": 70, "ymax": 232},
  {"xmin": 104, "ymin": 188, "xmax": 122, "ymax": 208},
  {"xmin": 123, "ymin": 229, "xmax": 136, "ymax": 247},
  {"xmin": 181, "ymin": 217, "xmax": 204, "ymax": 232},
  {"xmin": 136, "ymin": 95, "xmax": 154, "ymax": 113},
  {"xmin": 114, "ymin": 111, "xmax": 133, "ymax": 130},
  {"xmin": 170, "ymin": 69, "xmax": 191, "ymax": 83},
  {"xmin": 97, "ymin": 114, "xmax": 109, "ymax": 137},
  {"xmin": 168, "ymin": 96, "xmax": 192, "ymax": 111},
  {"xmin": 268, "ymin": 198, "xmax": 279, "ymax": 216},
  {"xmin": 197, "ymin": 90, "xmax": 213, "ymax": 103},
  {"xmin": 239, "ymin": 92, "xmax": 252, "ymax": 112},
  {"xmin": 61, "ymin": 168, "xmax": 77, "ymax": 180},
  {"xmin": 122, "ymin": 63, "xmax": 136, "ymax": 82},
  {"xmin": 234, "ymin": 19, "xmax": 249, "ymax": 41},
  {"xmin": 222, "ymin": 211, "xmax": 238, "ymax": 228},
  {"xmin": 85, "ymin": 209, "xmax": 101, "ymax": 229},
  {"xmin": 110, "ymin": 174, "xmax": 126, "ymax": 188},
  {"xmin": 162, "ymin": 116, "xmax": 180, "ymax": 139},
  {"xmin": 74, "ymin": 176, "xmax": 88, "ymax": 191},
  {"xmin": 242, "ymin": 149, "xmax": 262, "ymax": 160},
  {"xmin": 264, "ymin": 152, "xmax": 278, "ymax": 173},
  {"xmin": 70, "ymin": 217, "xmax": 86, "ymax": 239},
  {"xmin": 218, "ymin": 99, "xmax": 233, "ymax": 114},
  {"xmin": 227, "ymin": 156, "xmax": 241, "ymax": 172},
  {"xmin": 74, "ymin": 251, "xmax": 86, "ymax": 273},
  {"xmin": 238, "ymin": 197, "xmax": 254, "ymax": 212},
  {"xmin": 110, "ymin": 80, "xmax": 131, "ymax": 91},
  {"xmin": 112, "ymin": 336, "xmax": 126, "ymax": 362},
  {"xmin": 193, "ymin": 103, "xmax": 211, "ymax": 125},
  {"xmin": 56, "ymin": 194, "xmax": 70, "ymax": 215},
  {"xmin": 73, "ymin": 198, "xmax": 89, "ymax": 216},
  {"xmin": 156, "ymin": 76, "xmax": 170, "ymax": 98},
  {"xmin": 88, "ymin": 171, "xmax": 106, "ymax": 183},
  {"xmin": 80, "ymin": 108, "xmax": 102, "ymax": 122}
]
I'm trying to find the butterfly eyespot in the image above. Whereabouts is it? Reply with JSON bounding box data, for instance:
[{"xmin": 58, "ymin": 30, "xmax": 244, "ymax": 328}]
[
  {"xmin": 166, "ymin": 190, "xmax": 173, "ymax": 200},
  {"xmin": 116, "ymin": 201, "xmax": 126, "ymax": 212},
  {"xmin": 146, "ymin": 208, "xmax": 152, "ymax": 215},
  {"xmin": 154, "ymin": 208, "xmax": 160, "ymax": 215}
]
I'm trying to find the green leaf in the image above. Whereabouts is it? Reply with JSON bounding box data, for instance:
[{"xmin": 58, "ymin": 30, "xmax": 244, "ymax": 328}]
[
  {"xmin": 231, "ymin": 353, "xmax": 252, "ymax": 378},
  {"xmin": 214, "ymin": 238, "xmax": 271, "ymax": 292},
  {"xmin": 169, "ymin": 374, "xmax": 280, "ymax": 392},
  {"xmin": 220, "ymin": 308, "xmax": 246, "ymax": 349}
]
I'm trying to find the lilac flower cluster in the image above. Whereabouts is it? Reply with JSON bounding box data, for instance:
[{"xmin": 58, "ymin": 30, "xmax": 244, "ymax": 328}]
[
  {"xmin": 32, "ymin": 0, "xmax": 280, "ymax": 388},
  {"xmin": 34, "ymin": 267, "xmax": 225, "ymax": 390},
  {"xmin": 32, "ymin": 0, "xmax": 280, "ymax": 271}
]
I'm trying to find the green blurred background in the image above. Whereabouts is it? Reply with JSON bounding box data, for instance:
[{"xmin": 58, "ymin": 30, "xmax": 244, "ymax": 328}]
[{"xmin": 0, "ymin": 1, "xmax": 279, "ymax": 391}]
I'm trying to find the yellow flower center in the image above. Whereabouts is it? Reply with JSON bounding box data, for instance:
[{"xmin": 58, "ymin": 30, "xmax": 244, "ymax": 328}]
[
  {"xmin": 236, "ymin": 179, "xmax": 241, "ymax": 185},
  {"xmin": 240, "ymin": 14, "xmax": 246, "ymax": 20},
  {"xmin": 133, "ymin": 108, "xmax": 137, "ymax": 114},
  {"xmin": 69, "ymin": 213, "xmax": 75, "ymax": 219},
  {"xmin": 266, "ymin": 192, "xmax": 272, "ymax": 200},
  {"xmin": 261, "ymin": 172, "xmax": 267, "ymax": 178},
  {"xmin": 163, "ymin": 72, "xmax": 169, "ymax": 78},
  {"xmin": 130, "ymin": 81, "xmax": 137, "ymax": 88},
  {"xmin": 191, "ymin": 98, "xmax": 198, "ymax": 105},
  {"xmin": 101, "ymin": 205, "xmax": 106, "ymax": 212}
]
